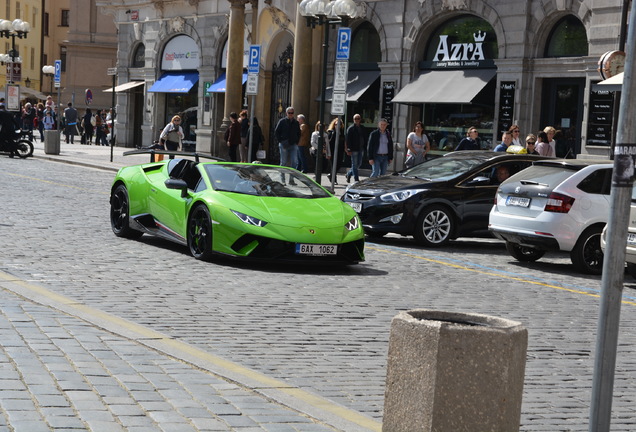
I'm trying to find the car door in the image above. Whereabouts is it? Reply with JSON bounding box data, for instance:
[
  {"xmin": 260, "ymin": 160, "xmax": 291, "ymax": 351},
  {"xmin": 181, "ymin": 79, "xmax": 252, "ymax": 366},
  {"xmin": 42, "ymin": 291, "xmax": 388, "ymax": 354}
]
[
  {"xmin": 458, "ymin": 159, "xmax": 535, "ymax": 232},
  {"xmin": 147, "ymin": 161, "xmax": 191, "ymax": 239}
]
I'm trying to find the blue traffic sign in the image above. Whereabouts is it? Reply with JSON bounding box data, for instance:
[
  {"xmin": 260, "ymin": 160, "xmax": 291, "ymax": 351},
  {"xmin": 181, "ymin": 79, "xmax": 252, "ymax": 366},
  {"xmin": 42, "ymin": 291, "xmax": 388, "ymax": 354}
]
[
  {"xmin": 248, "ymin": 45, "xmax": 260, "ymax": 74},
  {"xmin": 54, "ymin": 60, "xmax": 61, "ymax": 85},
  {"xmin": 336, "ymin": 28, "xmax": 351, "ymax": 60}
]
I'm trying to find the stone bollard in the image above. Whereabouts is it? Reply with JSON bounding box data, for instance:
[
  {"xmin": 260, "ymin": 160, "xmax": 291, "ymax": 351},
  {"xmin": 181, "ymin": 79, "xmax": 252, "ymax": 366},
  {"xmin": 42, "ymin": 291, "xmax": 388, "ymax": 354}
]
[
  {"xmin": 383, "ymin": 310, "xmax": 528, "ymax": 432},
  {"xmin": 44, "ymin": 130, "xmax": 60, "ymax": 155}
]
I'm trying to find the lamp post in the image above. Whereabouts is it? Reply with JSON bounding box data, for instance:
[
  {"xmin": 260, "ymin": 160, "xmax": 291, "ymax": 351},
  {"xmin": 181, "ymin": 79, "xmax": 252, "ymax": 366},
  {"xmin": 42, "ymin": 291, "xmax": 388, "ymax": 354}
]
[
  {"xmin": 299, "ymin": 0, "xmax": 357, "ymax": 185},
  {"xmin": 42, "ymin": 65, "xmax": 55, "ymax": 96},
  {"xmin": 0, "ymin": 19, "xmax": 30, "ymax": 84}
]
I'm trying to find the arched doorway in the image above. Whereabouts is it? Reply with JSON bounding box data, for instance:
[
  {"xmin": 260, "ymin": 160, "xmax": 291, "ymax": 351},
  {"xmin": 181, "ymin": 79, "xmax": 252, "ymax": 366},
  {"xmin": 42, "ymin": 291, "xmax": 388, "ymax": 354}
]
[{"xmin": 268, "ymin": 43, "xmax": 293, "ymax": 164}]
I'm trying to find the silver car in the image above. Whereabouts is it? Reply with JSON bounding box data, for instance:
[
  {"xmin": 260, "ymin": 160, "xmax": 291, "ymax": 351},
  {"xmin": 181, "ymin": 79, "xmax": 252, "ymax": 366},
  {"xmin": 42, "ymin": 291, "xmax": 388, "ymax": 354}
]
[{"xmin": 489, "ymin": 159, "xmax": 613, "ymax": 274}]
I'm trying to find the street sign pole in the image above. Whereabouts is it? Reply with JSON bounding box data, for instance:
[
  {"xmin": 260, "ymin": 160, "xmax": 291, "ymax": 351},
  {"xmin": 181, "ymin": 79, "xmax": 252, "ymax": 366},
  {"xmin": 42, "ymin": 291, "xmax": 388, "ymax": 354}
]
[
  {"xmin": 589, "ymin": 5, "xmax": 636, "ymax": 432},
  {"xmin": 246, "ymin": 45, "xmax": 260, "ymax": 163},
  {"xmin": 328, "ymin": 28, "xmax": 351, "ymax": 190}
]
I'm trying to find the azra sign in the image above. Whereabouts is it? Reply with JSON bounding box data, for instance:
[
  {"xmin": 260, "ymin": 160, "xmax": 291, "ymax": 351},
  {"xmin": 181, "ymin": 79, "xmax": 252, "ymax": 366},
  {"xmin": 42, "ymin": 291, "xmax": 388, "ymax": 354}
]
[{"xmin": 433, "ymin": 31, "xmax": 487, "ymax": 67}]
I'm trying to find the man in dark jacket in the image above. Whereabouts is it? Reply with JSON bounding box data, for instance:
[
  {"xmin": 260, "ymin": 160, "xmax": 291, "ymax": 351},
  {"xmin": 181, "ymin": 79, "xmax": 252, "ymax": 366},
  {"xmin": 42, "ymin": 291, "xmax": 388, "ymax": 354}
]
[
  {"xmin": 274, "ymin": 106, "xmax": 300, "ymax": 168},
  {"xmin": 226, "ymin": 112, "xmax": 241, "ymax": 162},
  {"xmin": 0, "ymin": 109, "xmax": 20, "ymax": 158},
  {"xmin": 345, "ymin": 113, "xmax": 366, "ymax": 182},
  {"xmin": 367, "ymin": 118, "xmax": 393, "ymax": 177}
]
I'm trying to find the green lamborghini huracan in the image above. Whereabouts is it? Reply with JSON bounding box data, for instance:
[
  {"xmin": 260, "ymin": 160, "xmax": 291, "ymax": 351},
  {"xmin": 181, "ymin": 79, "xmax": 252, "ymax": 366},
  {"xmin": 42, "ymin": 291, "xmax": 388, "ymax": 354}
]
[{"xmin": 109, "ymin": 156, "xmax": 365, "ymax": 264}]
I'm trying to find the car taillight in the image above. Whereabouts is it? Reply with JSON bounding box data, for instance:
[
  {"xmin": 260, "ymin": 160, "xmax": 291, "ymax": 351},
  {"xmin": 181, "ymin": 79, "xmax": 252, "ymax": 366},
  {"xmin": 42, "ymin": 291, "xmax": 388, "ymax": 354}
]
[{"xmin": 544, "ymin": 192, "xmax": 575, "ymax": 213}]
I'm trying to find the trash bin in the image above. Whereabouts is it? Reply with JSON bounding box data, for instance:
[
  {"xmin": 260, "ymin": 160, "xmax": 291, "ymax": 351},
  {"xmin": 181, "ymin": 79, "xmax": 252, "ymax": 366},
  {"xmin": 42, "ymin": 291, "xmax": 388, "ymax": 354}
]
[
  {"xmin": 44, "ymin": 130, "xmax": 60, "ymax": 155},
  {"xmin": 383, "ymin": 309, "xmax": 528, "ymax": 432}
]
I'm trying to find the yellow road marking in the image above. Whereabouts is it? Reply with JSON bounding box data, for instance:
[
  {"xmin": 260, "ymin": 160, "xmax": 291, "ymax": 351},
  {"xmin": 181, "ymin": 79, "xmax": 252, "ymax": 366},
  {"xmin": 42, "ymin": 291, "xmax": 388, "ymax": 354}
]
[
  {"xmin": 0, "ymin": 271, "xmax": 381, "ymax": 431},
  {"xmin": 367, "ymin": 245, "xmax": 636, "ymax": 306}
]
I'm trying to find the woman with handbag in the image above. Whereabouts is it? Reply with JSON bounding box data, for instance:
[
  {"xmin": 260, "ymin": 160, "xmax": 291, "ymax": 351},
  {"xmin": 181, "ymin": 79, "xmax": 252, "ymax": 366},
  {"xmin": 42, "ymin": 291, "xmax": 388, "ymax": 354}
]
[{"xmin": 159, "ymin": 115, "xmax": 184, "ymax": 159}]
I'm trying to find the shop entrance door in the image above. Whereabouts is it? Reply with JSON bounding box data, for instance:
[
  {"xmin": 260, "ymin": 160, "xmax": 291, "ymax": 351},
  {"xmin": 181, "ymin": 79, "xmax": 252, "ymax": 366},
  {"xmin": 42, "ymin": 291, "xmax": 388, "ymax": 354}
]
[
  {"xmin": 269, "ymin": 43, "xmax": 293, "ymax": 164},
  {"xmin": 540, "ymin": 78, "xmax": 585, "ymax": 157}
]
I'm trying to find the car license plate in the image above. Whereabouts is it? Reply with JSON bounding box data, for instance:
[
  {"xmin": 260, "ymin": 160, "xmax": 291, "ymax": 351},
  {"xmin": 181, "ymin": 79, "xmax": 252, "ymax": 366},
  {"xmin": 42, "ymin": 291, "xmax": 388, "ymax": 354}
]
[
  {"xmin": 296, "ymin": 244, "xmax": 337, "ymax": 256},
  {"xmin": 348, "ymin": 202, "xmax": 362, "ymax": 212},
  {"xmin": 628, "ymin": 233, "xmax": 636, "ymax": 246},
  {"xmin": 506, "ymin": 196, "xmax": 531, "ymax": 207}
]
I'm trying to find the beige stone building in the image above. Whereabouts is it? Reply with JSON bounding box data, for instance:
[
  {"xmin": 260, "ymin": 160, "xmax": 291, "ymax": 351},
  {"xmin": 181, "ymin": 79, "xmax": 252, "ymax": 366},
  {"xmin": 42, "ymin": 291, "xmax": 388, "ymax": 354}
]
[
  {"xmin": 0, "ymin": 0, "xmax": 45, "ymax": 104},
  {"xmin": 42, "ymin": 0, "xmax": 117, "ymax": 111},
  {"xmin": 96, "ymin": 0, "xmax": 626, "ymax": 160}
]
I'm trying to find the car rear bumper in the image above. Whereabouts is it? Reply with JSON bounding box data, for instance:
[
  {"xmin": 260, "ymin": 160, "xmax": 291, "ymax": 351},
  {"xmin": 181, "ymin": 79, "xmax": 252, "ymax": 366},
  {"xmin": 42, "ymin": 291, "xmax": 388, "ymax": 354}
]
[{"xmin": 489, "ymin": 228, "xmax": 561, "ymax": 251}]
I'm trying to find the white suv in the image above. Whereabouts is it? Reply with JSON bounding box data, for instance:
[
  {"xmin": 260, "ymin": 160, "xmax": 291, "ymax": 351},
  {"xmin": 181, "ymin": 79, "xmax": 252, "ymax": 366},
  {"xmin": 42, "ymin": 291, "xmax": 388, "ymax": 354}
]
[
  {"xmin": 489, "ymin": 159, "xmax": 613, "ymax": 274},
  {"xmin": 600, "ymin": 187, "xmax": 636, "ymax": 278}
]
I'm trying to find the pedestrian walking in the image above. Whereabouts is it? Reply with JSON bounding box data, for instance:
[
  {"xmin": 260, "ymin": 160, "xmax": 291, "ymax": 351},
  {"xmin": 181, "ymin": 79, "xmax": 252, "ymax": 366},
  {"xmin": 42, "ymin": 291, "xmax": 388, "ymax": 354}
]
[
  {"xmin": 345, "ymin": 113, "xmax": 366, "ymax": 182},
  {"xmin": 159, "ymin": 115, "xmax": 184, "ymax": 159},
  {"xmin": 63, "ymin": 102, "xmax": 78, "ymax": 144},
  {"xmin": 455, "ymin": 127, "xmax": 480, "ymax": 151},
  {"xmin": 297, "ymin": 114, "xmax": 310, "ymax": 173},
  {"xmin": 367, "ymin": 118, "xmax": 393, "ymax": 178},
  {"xmin": 274, "ymin": 106, "xmax": 300, "ymax": 168},
  {"xmin": 404, "ymin": 121, "xmax": 429, "ymax": 169},
  {"xmin": 239, "ymin": 110, "xmax": 249, "ymax": 162},
  {"xmin": 225, "ymin": 112, "xmax": 241, "ymax": 162},
  {"xmin": 81, "ymin": 109, "xmax": 95, "ymax": 144}
]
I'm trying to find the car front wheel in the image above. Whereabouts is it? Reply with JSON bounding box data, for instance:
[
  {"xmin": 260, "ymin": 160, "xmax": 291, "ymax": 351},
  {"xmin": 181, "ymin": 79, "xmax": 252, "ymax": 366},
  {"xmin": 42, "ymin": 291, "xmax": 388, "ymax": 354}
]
[
  {"xmin": 414, "ymin": 205, "xmax": 454, "ymax": 247},
  {"xmin": 505, "ymin": 242, "xmax": 545, "ymax": 262},
  {"xmin": 110, "ymin": 184, "xmax": 143, "ymax": 239},
  {"xmin": 571, "ymin": 225, "xmax": 604, "ymax": 275},
  {"xmin": 188, "ymin": 204, "xmax": 214, "ymax": 261}
]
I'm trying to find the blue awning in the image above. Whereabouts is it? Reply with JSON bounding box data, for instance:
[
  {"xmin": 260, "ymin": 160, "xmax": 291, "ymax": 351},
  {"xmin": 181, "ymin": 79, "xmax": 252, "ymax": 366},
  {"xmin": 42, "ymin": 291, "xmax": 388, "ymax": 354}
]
[
  {"xmin": 208, "ymin": 72, "xmax": 248, "ymax": 93},
  {"xmin": 148, "ymin": 71, "xmax": 199, "ymax": 93}
]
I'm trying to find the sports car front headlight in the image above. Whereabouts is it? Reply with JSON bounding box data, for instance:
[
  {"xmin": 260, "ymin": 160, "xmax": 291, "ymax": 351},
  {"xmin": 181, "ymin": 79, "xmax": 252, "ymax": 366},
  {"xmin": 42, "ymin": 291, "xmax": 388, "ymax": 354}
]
[
  {"xmin": 231, "ymin": 210, "xmax": 268, "ymax": 227},
  {"xmin": 345, "ymin": 216, "xmax": 360, "ymax": 231},
  {"xmin": 380, "ymin": 189, "xmax": 426, "ymax": 202}
]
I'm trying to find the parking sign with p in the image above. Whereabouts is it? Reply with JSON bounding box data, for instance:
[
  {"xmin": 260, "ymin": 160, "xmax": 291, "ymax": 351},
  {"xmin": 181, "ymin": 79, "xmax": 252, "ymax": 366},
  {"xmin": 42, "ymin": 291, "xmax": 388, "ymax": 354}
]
[
  {"xmin": 336, "ymin": 28, "xmax": 351, "ymax": 60},
  {"xmin": 248, "ymin": 45, "xmax": 260, "ymax": 74}
]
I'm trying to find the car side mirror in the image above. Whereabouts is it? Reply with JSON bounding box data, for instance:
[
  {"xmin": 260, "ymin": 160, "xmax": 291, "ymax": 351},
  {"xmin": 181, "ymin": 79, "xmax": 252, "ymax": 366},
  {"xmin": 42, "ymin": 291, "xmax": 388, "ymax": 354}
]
[
  {"xmin": 165, "ymin": 178, "xmax": 189, "ymax": 198},
  {"xmin": 467, "ymin": 176, "xmax": 491, "ymax": 186}
]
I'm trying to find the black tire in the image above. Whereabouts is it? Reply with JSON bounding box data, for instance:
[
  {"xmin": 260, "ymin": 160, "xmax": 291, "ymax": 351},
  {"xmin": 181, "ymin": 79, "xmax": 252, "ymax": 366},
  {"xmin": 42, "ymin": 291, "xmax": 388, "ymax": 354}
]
[
  {"xmin": 110, "ymin": 184, "xmax": 143, "ymax": 239},
  {"xmin": 414, "ymin": 205, "xmax": 454, "ymax": 247},
  {"xmin": 505, "ymin": 241, "xmax": 545, "ymax": 262},
  {"xmin": 627, "ymin": 263, "xmax": 636, "ymax": 280},
  {"xmin": 15, "ymin": 139, "xmax": 34, "ymax": 158},
  {"xmin": 571, "ymin": 225, "xmax": 604, "ymax": 275},
  {"xmin": 188, "ymin": 204, "xmax": 214, "ymax": 261}
]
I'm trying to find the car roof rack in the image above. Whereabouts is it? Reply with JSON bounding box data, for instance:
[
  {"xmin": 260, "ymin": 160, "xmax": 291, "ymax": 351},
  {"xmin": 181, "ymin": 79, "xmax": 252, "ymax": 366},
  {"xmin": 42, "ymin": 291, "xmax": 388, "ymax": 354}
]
[{"xmin": 123, "ymin": 149, "xmax": 226, "ymax": 163}]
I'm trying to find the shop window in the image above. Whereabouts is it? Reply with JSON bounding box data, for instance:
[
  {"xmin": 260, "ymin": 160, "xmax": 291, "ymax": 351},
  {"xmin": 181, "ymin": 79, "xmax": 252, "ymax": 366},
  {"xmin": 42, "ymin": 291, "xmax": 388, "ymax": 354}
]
[
  {"xmin": 545, "ymin": 16, "xmax": 588, "ymax": 57},
  {"xmin": 350, "ymin": 22, "xmax": 381, "ymax": 64},
  {"xmin": 132, "ymin": 43, "xmax": 145, "ymax": 68}
]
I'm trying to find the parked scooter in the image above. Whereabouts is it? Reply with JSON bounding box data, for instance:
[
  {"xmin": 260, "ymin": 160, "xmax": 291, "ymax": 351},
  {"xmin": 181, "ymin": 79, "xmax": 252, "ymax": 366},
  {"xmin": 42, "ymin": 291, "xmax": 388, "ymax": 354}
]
[{"xmin": 0, "ymin": 130, "xmax": 34, "ymax": 158}]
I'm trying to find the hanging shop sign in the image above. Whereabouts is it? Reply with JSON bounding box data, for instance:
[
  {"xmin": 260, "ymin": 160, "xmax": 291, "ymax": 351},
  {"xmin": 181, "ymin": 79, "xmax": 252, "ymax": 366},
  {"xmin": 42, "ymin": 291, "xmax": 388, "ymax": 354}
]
[
  {"xmin": 497, "ymin": 81, "xmax": 515, "ymax": 133},
  {"xmin": 161, "ymin": 35, "xmax": 200, "ymax": 70}
]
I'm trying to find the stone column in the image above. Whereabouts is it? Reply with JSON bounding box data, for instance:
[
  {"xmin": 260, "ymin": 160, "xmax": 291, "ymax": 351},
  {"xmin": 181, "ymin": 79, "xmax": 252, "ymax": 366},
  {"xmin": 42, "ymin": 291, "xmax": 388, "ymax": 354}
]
[
  {"xmin": 224, "ymin": 0, "xmax": 247, "ymax": 124},
  {"xmin": 291, "ymin": 2, "xmax": 312, "ymax": 117}
]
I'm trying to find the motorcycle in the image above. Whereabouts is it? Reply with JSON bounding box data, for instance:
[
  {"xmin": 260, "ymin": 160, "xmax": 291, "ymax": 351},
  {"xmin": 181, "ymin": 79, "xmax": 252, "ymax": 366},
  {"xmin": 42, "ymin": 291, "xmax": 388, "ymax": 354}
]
[{"xmin": 0, "ymin": 130, "xmax": 34, "ymax": 158}]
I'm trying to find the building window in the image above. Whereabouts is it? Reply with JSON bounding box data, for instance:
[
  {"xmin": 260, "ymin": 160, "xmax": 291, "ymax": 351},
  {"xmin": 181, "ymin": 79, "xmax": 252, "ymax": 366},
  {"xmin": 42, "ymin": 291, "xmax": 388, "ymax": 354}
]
[
  {"xmin": 31, "ymin": 47, "xmax": 34, "ymax": 69},
  {"xmin": 44, "ymin": 12, "xmax": 49, "ymax": 36},
  {"xmin": 350, "ymin": 22, "xmax": 381, "ymax": 64},
  {"xmin": 61, "ymin": 10, "xmax": 70, "ymax": 27},
  {"xmin": 32, "ymin": 8, "xmax": 38, "ymax": 28},
  {"xmin": 132, "ymin": 43, "xmax": 146, "ymax": 68},
  {"xmin": 545, "ymin": 16, "xmax": 588, "ymax": 57},
  {"xmin": 61, "ymin": 46, "xmax": 67, "ymax": 72},
  {"xmin": 16, "ymin": 2, "xmax": 21, "ymax": 19}
]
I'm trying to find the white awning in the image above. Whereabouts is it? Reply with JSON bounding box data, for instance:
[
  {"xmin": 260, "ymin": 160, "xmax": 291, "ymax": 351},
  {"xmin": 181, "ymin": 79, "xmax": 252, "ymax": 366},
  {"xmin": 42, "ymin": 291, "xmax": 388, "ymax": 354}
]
[
  {"xmin": 593, "ymin": 72, "xmax": 623, "ymax": 92},
  {"xmin": 392, "ymin": 69, "xmax": 497, "ymax": 104},
  {"xmin": 103, "ymin": 81, "xmax": 145, "ymax": 93}
]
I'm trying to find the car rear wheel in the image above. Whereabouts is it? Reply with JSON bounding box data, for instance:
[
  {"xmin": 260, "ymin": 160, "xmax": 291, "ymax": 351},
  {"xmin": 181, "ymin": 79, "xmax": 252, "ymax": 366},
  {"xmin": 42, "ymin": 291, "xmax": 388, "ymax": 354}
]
[
  {"xmin": 188, "ymin": 204, "xmax": 214, "ymax": 261},
  {"xmin": 414, "ymin": 205, "xmax": 454, "ymax": 247},
  {"xmin": 571, "ymin": 225, "xmax": 604, "ymax": 275},
  {"xmin": 505, "ymin": 241, "xmax": 545, "ymax": 262},
  {"xmin": 110, "ymin": 184, "xmax": 143, "ymax": 239}
]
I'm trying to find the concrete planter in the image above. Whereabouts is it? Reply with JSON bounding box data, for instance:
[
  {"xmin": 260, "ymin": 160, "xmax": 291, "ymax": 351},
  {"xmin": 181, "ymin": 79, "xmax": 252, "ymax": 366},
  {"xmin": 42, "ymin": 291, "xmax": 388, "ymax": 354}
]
[
  {"xmin": 44, "ymin": 130, "xmax": 60, "ymax": 155},
  {"xmin": 383, "ymin": 309, "xmax": 528, "ymax": 432}
]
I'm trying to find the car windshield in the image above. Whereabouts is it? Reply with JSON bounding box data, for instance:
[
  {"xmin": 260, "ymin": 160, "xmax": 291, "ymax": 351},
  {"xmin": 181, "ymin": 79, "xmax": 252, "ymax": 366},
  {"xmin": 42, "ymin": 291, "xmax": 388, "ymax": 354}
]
[
  {"xmin": 402, "ymin": 155, "xmax": 489, "ymax": 181},
  {"xmin": 204, "ymin": 164, "xmax": 332, "ymax": 198}
]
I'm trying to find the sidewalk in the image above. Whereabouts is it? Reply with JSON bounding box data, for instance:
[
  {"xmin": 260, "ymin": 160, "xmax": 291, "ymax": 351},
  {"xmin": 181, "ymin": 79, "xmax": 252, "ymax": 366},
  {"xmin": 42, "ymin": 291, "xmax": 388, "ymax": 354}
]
[
  {"xmin": 31, "ymin": 139, "xmax": 354, "ymax": 196},
  {"xmin": 1, "ymin": 139, "xmax": 382, "ymax": 431}
]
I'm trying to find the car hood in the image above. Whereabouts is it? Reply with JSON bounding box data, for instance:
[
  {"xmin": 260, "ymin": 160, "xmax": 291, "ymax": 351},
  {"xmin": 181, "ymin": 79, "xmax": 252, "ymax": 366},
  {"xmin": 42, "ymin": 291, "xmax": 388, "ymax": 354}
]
[
  {"xmin": 221, "ymin": 195, "xmax": 353, "ymax": 228},
  {"xmin": 348, "ymin": 175, "xmax": 435, "ymax": 193}
]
